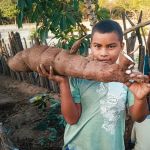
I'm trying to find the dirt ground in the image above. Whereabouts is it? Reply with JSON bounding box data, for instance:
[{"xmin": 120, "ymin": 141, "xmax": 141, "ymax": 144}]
[{"xmin": 0, "ymin": 74, "xmax": 63, "ymax": 150}]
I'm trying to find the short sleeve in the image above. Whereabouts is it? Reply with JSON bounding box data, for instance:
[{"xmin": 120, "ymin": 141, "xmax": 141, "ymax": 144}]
[
  {"xmin": 127, "ymin": 88, "xmax": 134, "ymax": 107},
  {"xmin": 69, "ymin": 77, "xmax": 81, "ymax": 103}
]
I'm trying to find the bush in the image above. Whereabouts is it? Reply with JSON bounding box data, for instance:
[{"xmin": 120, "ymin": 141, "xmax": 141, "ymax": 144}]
[
  {"xmin": 111, "ymin": 6, "xmax": 125, "ymax": 19},
  {"xmin": 0, "ymin": 0, "xmax": 17, "ymax": 24},
  {"xmin": 96, "ymin": 7, "xmax": 110, "ymax": 21},
  {"xmin": 29, "ymin": 93, "xmax": 66, "ymax": 148}
]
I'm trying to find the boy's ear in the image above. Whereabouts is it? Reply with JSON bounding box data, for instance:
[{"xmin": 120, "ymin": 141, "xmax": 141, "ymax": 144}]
[
  {"xmin": 89, "ymin": 44, "xmax": 92, "ymax": 54},
  {"xmin": 90, "ymin": 43, "xmax": 92, "ymax": 48},
  {"xmin": 121, "ymin": 42, "xmax": 124, "ymax": 51}
]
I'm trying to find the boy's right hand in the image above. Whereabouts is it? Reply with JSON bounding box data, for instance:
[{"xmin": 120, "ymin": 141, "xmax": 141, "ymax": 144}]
[{"xmin": 37, "ymin": 64, "xmax": 68, "ymax": 83}]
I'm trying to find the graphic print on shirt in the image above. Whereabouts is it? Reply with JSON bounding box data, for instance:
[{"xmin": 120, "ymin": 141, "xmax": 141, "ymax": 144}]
[
  {"xmin": 96, "ymin": 82, "xmax": 108, "ymax": 98},
  {"xmin": 97, "ymin": 82, "xmax": 127, "ymax": 134}
]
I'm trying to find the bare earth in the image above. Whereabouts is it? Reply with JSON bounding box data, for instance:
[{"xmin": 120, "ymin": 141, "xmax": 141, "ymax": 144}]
[{"xmin": 0, "ymin": 74, "xmax": 63, "ymax": 150}]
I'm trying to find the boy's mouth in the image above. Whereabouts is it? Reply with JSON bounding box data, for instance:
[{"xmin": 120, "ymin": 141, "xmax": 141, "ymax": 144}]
[
  {"xmin": 99, "ymin": 60, "xmax": 111, "ymax": 63},
  {"xmin": 94, "ymin": 57, "xmax": 112, "ymax": 64}
]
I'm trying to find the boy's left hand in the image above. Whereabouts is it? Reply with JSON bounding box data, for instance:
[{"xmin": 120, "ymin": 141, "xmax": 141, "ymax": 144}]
[{"xmin": 125, "ymin": 72, "xmax": 150, "ymax": 100}]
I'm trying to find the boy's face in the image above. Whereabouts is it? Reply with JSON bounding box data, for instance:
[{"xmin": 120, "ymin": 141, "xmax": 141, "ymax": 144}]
[{"xmin": 90, "ymin": 31, "xmax": 124, "ymax": 64}]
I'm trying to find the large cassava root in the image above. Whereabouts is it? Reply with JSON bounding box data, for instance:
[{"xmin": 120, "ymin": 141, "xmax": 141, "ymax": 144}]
[{"xmin": 7, "ymin": 45, "xmax": 148, "ymax": 83}]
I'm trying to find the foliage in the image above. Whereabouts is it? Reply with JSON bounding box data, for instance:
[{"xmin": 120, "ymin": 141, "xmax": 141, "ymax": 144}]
[
  {"xmin": 0, "ymin": 10, "xmax": 4, "ymax": 24},
  {"xmin": 111, "ymin": 6, "xmax": 125, "ymax": 19},
  {"xmin": 29, "ymin": 93, "xmax": 66, "ymax": 146},
  {"xmin": 96, "ymin": 7, "xmax": 110, "ymax": 21},
  {"xmin": 98, "ymin": 0, "xmax": 150, "ymax": 20},
  {"xmin": 0, "ymin": 0, "xmax": 17, "ymax": 23},
  {"xmin": 113, "ymin": 0, "xmax": 141, "ymax": 19},
  {"xmin": 98, "ymin": 0, "xmax": 108, "ymax": 7},
  {"xmin": 115, "ymin": 0, "xmax": 142, "ymax": 11},
  {"xmin": 17, "ymin": 0, "xmax": 84, "ymax": 38},
  {"xmin": 16, "ymin": 0, "xmax": 92, "ymax": 54}
]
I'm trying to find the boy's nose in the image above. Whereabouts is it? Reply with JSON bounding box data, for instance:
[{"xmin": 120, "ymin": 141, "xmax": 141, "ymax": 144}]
[{"xmin": 100, "ymin": 48, "xmax": 108, "ymax": 57}]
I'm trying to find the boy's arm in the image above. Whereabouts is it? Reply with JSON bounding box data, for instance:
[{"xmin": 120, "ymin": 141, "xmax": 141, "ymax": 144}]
[
  {"xmin": 129, "ymin": 97, "xmax": 149, "ymax": 122},
  {"xmin": 59, "ymin": 78, "xmax": 81, "ymax": 125},
  {"xmin": 37, "ymin": 64, "xmax": 81, "ymax": 125},
  {"xmin": 127, "ymin": 73, "xmax": 150, "ymax": 122}
]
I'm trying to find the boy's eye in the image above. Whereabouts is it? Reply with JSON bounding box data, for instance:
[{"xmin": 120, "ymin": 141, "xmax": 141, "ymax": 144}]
[
  {"xmin": 94, "ymin": 44, "xmax": 101, "ymax": 48},
  {"xmin": 108, "ymin": 45, "xmax": 116, "ymax": 49}
]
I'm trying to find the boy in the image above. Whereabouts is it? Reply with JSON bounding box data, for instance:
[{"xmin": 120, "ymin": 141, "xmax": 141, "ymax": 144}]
[{"xmin": 37, "ymin": 20, "xmax": 150, "ymax": 150}]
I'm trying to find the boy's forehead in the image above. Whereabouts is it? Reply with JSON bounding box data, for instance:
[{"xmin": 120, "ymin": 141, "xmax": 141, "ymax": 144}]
[
  {"xmin": 92, "ymin": 31, "xmax": 118, "ymax": 37},
  {"xmin": 92, "ymin": 31, "xmax": 121, "ymax": 43}
]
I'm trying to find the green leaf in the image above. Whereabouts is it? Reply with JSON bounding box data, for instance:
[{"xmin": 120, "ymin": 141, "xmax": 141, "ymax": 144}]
[
  {"xmin": 25, "ymin": 0, "xmax": 33, "ymax": 8},
  {"xmin": 51, "ymin": 12, "xmax": 61, "ymax": 27},
  {"xmin": 38, "ymin": 137, "xmax": 47, "ymax": 146},
  {"xmin": 66, "ymin": 13, "xmax": 76, "ymax": 26},
  {"xmin": 31, "ymin": 6, "xmax": 39, "ymax": 22},
  {"xmin": 79, "ymin": 39, "xmax": 90, "ymax": 56},
  {"xmin": 38, "ymin": 27, "xmax": 48, "ymax": 43},
  {"xmin": 73, "ymin": 0, "xmax": 79, "ymax": 11},
  {"xmin": 60, "ymin": 15, "xmax": 67, "ymax": 31},
  {"xmin": 17, "ymin": 0, "xmax": 27, "ymax": 10},
  {"xmin": 16, "ymin": 11, "xmax": 23, "ymax": 28},
  {"xmin": 35, "ymin": 121, "xmax": 48, "ymax": 131},
  {"xmin": 47, "ymin": 128, "xmax": 57, "ymax": 142}
]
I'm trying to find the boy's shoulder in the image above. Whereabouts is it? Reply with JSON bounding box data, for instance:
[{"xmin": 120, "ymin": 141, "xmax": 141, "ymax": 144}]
[
  {"xmin": 69, "ymin": 77, "xmax": 100, "ymax": 88},
  {"xmin": 69, "ymin": 77, "xmax": 96, "ymax": 83},
  {"xmin": 69, "ymin": 78, "xmax": 128, "ymax": 87}
]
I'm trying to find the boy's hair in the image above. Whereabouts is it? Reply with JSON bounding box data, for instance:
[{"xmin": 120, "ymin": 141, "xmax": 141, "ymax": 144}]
[{"xmin": 91, "ymin": 20, "xmax": 123, "ymax": 42}]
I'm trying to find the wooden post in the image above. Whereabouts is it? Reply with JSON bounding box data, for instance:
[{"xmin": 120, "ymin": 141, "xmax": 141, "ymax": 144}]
[
  {"xmin": 136, "ymin": 11, "xmax": 145, "ymax": 72},
  {"xmin": 127, "ymin": 32, "xmax": 136, "ymax": 60},
  {"xmin": 122, "ymin": 13, "xmax": 129, "ymax": 51}
]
